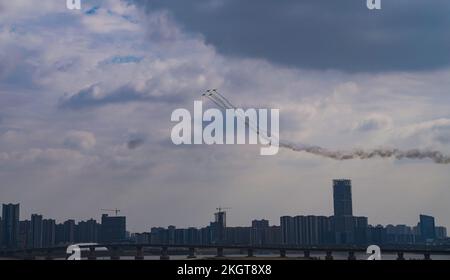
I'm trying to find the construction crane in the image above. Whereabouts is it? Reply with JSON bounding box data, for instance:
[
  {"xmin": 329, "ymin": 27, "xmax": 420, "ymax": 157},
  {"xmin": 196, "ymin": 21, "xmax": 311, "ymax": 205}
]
[
  {"xmin": 216, "ymin": 207, "xmax": 231, "ymax": 213},
  {"xmin": 101, "ymin": 208, "xmax": 121, "ymax": 216}
]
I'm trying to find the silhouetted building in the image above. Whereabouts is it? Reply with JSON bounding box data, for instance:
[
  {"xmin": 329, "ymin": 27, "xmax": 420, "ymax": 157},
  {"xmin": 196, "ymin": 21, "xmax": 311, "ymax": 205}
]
[
  {"xmin": 251, "ymin": 219, "xmax": 269, "ymax": 245},
  {"xmin": 353, "ymin": 216, "xmax": 369, "ymax": 245},
  {"xmin": 281, "ymin": 215, "xmax": 331, "ymax": 246},
  {"xmin": 134, "ymin": 232, "xmax": 150, "ymax": 243},
  {"xmin": 226, "ymin": 227, "xmax": 251, "ymax": 245},
  {"xmin": 368, "ymin": 225, "xmax": 387, "ymax": 245},
  {"xmin": 64, "ymin": 220, "xmax": 76, "ymax": 244},
  {"xmin": 332, "ymin": 180, "xmax": 356, "ymax": 244},
  {"xmin": 280, "ymin": 216, "xmax": 296, "ymax": 245},
  {"xmin": 211, "ymin": 210, "xmax": 227, "ymax": 244},
  {"xmin": 18, "ymin": 220, "xmax": 31, "ymax": 249},
  {"xmin": 333, "ymin": 179, "xmax": 353, "ymax": 216},
  {"xmin": 435, "ymin": 226, "xmax": 447, "ymax": 240},
  {"xmin": 30, "ymin": 214, "xmax": 43, "ymax": 248},
  {"xmin": 385, "ymin": 224, "xmax": 415, "ymax": 244},
  {"xmin": 42, "ymin": 219, "xmax": 56, "ymax": 247},
  {"xmin": 266, "ymin": 226, "xmax": 282, "ymax": 245},
  {"xmin": 419, "ymin": 214, "xmax": 436, "ymax": 242},
  {"xmin": 167, "ymin": 225, "xmax": 176, "ymax": 244},
  {"xmin": 76, "ymin": 219, "xmax": 99, "ymax": 243},
  {"xmin": 199, "ymin": 227, "xmax": 211, "ymax": 245},
  {"xmin": 150, "ymin": 227, "xmax": 165, "ymax": 244},
  {"xmin": 55, "ymin": 223, "xmax": 65, "ymax": 245},
  {"xmin": 1, "ymin": 203, "xmax": 20, "ymax": 249},
  {"xmin": 101, "ymin": 214, "xmax": 126, "ymax": 243}
]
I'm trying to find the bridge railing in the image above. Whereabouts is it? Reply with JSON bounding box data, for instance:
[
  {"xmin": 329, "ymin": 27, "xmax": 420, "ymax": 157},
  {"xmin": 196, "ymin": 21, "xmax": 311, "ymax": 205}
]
[{"xmin": 2, "ymin": 243, "xmax": 450, "ymax": 260}]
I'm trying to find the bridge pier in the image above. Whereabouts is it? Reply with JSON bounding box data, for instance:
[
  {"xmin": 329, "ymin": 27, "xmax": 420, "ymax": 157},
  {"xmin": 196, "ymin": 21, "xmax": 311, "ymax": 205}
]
[
  {"xmin": 347, "ymin": 251, "xmax": 356, "ymax": 260},
  {"xmin": 110, "ymin": 246, "xmax": 120, "ymax": 260},
  {"xmin": 396, "ymin": 252, "xmax": 405, "ymax": 260},
  {"xmin": 135, "ymin": 246, "xmax": 144, "ymax": 260},
  {"xmin": 247, "ymin": 248, "xmax": 254, "ymax": 257},
  {"xmin": 160, "ymin": 246, "xmax": 170, "ymax": 260},
  {"xmin": 216, "ymin": 247, "xmax": 224, "ymax": 258},
  {"xmin": 279, "ymin": 249, "xmax": 286, "ymax": 258},
  {"xmin": 325, "ymin": 251, "xmax": 333, "ymax": 260},
  {"xmin": 88, "ymin": 247, "xmax": 97, "ymax": 260},
  {"xmin": 25, "ymin": 249, "xmax": 35, "ymax": 260},
  {"xmin": 424, "ymin": 253, "xmax": 431, "ymax": 260},
  {"xmin": 187, "ymin": 247, "xmax": 196, "ymax": 259},
  {"xmin": 304, "ymin": 250, "xmax": 310, "ymax": 259},
  {"xmin": 45, "ymin": 249, "xmax": 53, "ymax": 260}
]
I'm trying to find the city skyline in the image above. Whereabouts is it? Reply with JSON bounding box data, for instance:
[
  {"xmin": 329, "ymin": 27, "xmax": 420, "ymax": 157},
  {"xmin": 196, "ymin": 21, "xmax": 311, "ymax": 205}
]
[
  {"xmin": 2, "ymin": 179, "xmax": 447, "ymax": 250},
  {"xmin": 2, "ymin": 177, "xmax": 449, "ymax": 232}
]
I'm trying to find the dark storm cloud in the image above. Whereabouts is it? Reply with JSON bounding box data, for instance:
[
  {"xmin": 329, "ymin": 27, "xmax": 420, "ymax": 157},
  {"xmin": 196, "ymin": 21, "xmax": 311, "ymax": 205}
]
[
  {"xmin": 133, "ymin": 0, "xmax": 450, "ymax": 72},
  {"xmin": 59, "ymin": 84, "xmax": 186, "ymax": 109}
]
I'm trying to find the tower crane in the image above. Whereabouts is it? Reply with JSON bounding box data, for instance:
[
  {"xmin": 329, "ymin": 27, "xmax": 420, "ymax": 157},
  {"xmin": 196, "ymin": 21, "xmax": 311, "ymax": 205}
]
[{"xmin": 101, "ymin": 208, "xmax": 121, "ymax": 216}]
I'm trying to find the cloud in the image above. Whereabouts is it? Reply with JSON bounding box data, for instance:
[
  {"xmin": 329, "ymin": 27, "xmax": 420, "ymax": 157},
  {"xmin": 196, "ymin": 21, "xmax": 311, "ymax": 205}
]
[
  {"xmin": 354, "ymin": 114, "xmax": 393, "ymax": 132},
  {"xmin": 64, "ymin": 130, "xmax": 96, "ymax": 150},
  {"xmin": 58, "ymin": 83, "xmax": 186, "ymax": 109},
  {"xmin": 397, "ymin": 118, "xmax": 450, "ymax": 145},
  {"xmin": 1, "ymin": 0, "xmax": 450, "ymax": 231},
  {"xmin": 127, "ymin": 138, "xmax": 145, "ymax": 149},
  {"xmin": 134, "ymin": 0, "xmax": 450, "ymax": 72}
]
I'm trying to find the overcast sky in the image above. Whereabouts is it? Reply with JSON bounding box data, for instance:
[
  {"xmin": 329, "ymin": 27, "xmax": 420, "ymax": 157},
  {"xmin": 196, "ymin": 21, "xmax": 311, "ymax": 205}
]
[{"xmin": 1, "ymin": 0, "xmax": 450, "ymax": 232}]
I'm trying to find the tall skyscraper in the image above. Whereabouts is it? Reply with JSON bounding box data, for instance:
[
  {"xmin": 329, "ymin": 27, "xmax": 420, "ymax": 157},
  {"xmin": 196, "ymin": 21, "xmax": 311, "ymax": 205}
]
[
  {"xmin": 1, "ymin": 203, "xmax": 20, "ymax": 249},
  {"xmin": 332, "ymin": 180, "xmax": 355, "ymax": 244},
  {"xmin": 333, "ymin": 179, "xmax": 353, "ymax": 217},
  {"xmin": 31, "ymin": 214, "xmax": 43, "ymax": 248},
  {"xmin": 419, "ymin": 214, "xmax": 436, "ymax": 241}
]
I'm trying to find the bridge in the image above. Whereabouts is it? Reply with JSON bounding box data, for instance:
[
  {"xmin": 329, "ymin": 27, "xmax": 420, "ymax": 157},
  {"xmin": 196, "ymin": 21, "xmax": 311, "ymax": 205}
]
[{"xmin": 2, "ymin": 243, "xmax": 450, "ymax": 260}]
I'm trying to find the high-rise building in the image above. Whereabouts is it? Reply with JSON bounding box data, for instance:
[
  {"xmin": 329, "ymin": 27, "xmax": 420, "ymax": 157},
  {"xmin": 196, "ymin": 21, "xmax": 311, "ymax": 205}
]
[
  {"xmin": 332, "ymin": 180, "xmax": 355, "ymax": 244},
  {"xmin": 101, "ymin": 214, "xmax": 126, "ymax": 243},
  {"xmin": 290, "ymin": 215, "xmax": 331, "ymax": 245},
  {"xmin": 134, "ymin": 232, "xmax": 150, "ymax": 243},
  {"xmin": 0, "ymin": 217, "xmax": 2, "ymax": 246},
  {"xmin": 251, "ymin": 219, "xmax": 269, "ymax": 245},
  {"xmin": 55, "ymin": 223, "xmax": 65, "ymax": 245},
  {"xmin": 265, "ymin": 226, "xmax": 282, "ymax": 245},
  {"xmin": 42, "ymin": 219, "xmax": 56, "ymax": 247},
  {"xmin": 435, "ymin": 226, "xmax": 447, "ymax": 240},
  {"xmin": 64, "ymin": 219, "xmax": 76, "ymax": 244},
  {"xmin": 280, "ymin": 216, "xmax": 296, "ymax": 245},
  {"xmin": 76, "ymin": 219, "xmax": 99, "ymax": 243},
  {"xmin": 1, "ymin": 203, "xmax": 20, "ymax": 249},
  {"xmin": 18, "ymin": 220, "xmax": 31, "ymax": 249},
  {"xmin": 368, "ymin": 225, "xmax": 387, "ymax": 245},
  {"xmin": 225, "ymin": 227, "xmax": 251, "ymax": 245},
  {"xmin": 353, "ymin": 216, "xmax": 369, "ymax": 245},
  {"xmin": 419, "ymin": 214, "xmax": 436, "ymax": 241},
  {"xmin": 30, "ymin": 214, "xmax": 43, "ymax": 248},
  {"xmin": 211, "ymin": 210, "xmax": 227, "ymax": 244},
  {"xmin": 333, "ymin": 179, "xmax": 353, "ymax": 216}
]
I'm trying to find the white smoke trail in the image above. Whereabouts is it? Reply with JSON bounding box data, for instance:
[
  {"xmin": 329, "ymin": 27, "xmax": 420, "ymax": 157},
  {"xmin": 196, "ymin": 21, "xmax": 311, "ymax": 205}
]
[{"xmin": 203, "ymin": 90, "xmax": 450, "ymax": 164}]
